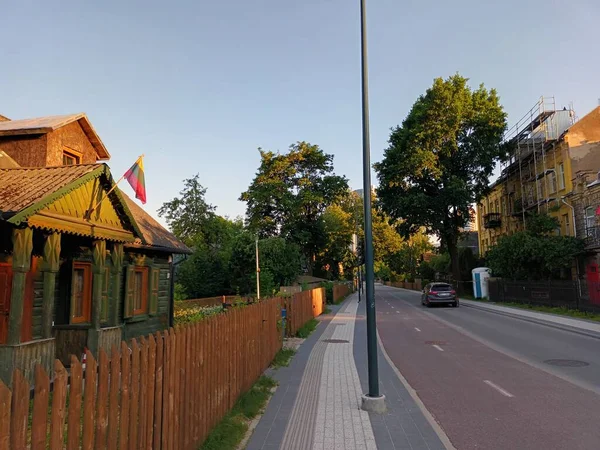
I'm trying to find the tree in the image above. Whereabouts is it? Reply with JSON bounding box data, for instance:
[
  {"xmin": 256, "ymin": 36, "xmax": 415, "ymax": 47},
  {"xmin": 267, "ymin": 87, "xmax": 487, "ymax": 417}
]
[
  {"xmin": 387, "ymin": 231, "xmax": 433, "ymax": 281},
  {"xmin": 240, "ymin": 142, "xmax": 349, "ymax": 272},
  {"xmin": 486, "ymin": 213, "xmax": 584, "ymax": 280},
  {"xmin": 375, "ymin": 74, "xmax": 507, "ymax": 282},
  {"xmin": 228, "ymin": 231, "xmax": 302, "ymax": 296},
  {"xmin": 159, "ymin": 176, "xmax": 246, "ymax": 298},
  {"xmin": 317, "ymin": 203, "xmax": 355, "ymax": 279},
  {"xmin": 157, "ymin": 175, "xmax": 216, "ymax": 247}
]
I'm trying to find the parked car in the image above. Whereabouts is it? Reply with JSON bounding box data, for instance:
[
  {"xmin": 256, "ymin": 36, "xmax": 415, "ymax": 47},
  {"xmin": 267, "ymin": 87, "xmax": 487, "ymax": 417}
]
[{"xmin": 421, "ymin": 283, "xmax": 459, "ymax": 307}]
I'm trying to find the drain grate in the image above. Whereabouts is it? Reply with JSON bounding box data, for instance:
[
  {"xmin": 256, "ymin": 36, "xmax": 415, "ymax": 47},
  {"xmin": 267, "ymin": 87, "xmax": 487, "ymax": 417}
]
[
  {"xmin": 425, "ymin": 341, "xmax": 447, "ymax": 346},
  {"xmin": 322, "ymin": 339, "xmax": 350, "ymax": 344},
  {"xmin": 544, "ymin": 359, "xmax": 589, "ymax": 367}
]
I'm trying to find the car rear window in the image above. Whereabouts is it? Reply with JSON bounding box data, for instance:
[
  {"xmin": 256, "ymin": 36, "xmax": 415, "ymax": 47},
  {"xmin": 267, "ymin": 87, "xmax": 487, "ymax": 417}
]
[{"xmin": 432, "ymin": 284, "xmax": 452, "ymax": 291}]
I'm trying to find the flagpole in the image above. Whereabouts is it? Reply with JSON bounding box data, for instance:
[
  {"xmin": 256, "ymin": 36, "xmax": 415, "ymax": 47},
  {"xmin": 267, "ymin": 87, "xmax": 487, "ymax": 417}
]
[{"xmin": 86, "ymin": 154, "xmax": 144, "ymax": 218}]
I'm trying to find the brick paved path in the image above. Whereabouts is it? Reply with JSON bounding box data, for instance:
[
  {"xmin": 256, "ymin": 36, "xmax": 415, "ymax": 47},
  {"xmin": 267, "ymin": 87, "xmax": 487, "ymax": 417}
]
[{"xmin": 246, "ymin": 294, "xmax": 448, "ymax": 450}]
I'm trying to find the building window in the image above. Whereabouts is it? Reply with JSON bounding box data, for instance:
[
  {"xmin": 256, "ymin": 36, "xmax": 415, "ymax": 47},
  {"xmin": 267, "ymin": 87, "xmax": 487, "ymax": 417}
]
[
  {"xmin": 536, "ymin": 181, "xmax": 544, "ymax": 201},
  {"xmin": 563, "ymin": 214, "xmax": 570, "ymax": 236},
  {"xmin": 71, "ymin": 262, "xmax": 92, "ymax": 324},
  {"xmin": 494, "ymin": 200, "xmax": 499, "ymax": 213},
  {"xmin": 558, "ymin": 163, "xmax": 565, "ymax": 191},
  {"xmin": 133, "ymin": 266, "xmax": 148, "ymax": 316},
  {"xmin": 62, "ymin": 149, "xmax": 81, "ymax": 165},
  {"xmin": 585, "ymin": 207, "xmax": 596, "ymax": 231},
  {"xmin": 548, "ymin": 171, "xmax": 557, "ymax": 194}
]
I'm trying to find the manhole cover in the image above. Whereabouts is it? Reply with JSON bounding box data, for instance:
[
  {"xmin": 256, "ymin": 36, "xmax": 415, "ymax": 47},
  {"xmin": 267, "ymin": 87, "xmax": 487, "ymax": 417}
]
[
  {"xmin": 425, "ymin": 341, "xmax": 447, "ymax": 346},
  {"xmin": 544, "ymin": 359, "xmax": 589, "ymax": 367},
  {"xmin": 322, "ymin": 339, "xmax": 350, "ymax": 344}
]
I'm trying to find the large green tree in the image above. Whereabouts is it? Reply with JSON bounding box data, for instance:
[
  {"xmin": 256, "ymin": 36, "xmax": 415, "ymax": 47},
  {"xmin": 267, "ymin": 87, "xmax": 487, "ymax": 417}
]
[
  {"xmin": 375, "ymin": 74, "xmax": 507, "ymax": 281},
  {"xmin": 157, "ymin": 175, "xmax": 216, "ymax": 248},
  {"xmin": 228, "ymin": 232, "xmax": 302, "ymax": 296},
  {"xmin": 240, "ymin": 142, "xmax": 349, "ymax": 273}
]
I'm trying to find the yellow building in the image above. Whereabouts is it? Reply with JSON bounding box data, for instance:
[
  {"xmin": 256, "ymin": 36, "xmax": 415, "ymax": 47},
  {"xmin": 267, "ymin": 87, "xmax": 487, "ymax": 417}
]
[{"xmin": 478, "ymin": 98, "xmax": 600, "ymax": 254}]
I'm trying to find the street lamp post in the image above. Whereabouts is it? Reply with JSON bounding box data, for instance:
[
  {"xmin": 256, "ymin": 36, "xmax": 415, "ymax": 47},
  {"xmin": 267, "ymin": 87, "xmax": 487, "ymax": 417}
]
[{"xmin": 359, "ymin": 0, "xmax": 385, "ymax": 413}]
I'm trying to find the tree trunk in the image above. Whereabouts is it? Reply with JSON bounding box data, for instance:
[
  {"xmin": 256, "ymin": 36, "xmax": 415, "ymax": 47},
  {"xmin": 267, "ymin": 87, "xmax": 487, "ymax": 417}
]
[{"xmin": 447, "ymin": 239, "xmax": 461, "ymax": 284}]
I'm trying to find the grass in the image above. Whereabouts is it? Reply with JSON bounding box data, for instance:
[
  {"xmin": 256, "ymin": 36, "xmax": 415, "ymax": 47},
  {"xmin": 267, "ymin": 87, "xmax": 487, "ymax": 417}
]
[
  {"xmin": 323, "ymin": 307, "xmax": 332, "ymax": 314},
  {"xmin": 465, "ymin": 296, "xmax": 600, "ymax": 322},
  {"xmin": 200, "ymin": 376, "xmax": 278, "ymax": 450},
  {"xmin": 296, "ymin": 318, "xmax": 319, "ymax": 338},
  {"xmin": 270, "ymin": 348, "xmax": 297, "ymax": 368}
]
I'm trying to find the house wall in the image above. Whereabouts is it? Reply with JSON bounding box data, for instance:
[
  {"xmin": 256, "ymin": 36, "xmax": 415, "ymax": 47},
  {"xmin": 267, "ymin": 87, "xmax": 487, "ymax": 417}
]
[
  {"xmin": 46, "ymin": 121, "xmax": 98, "ymax": 165},
  {"xmin": 0, "ymin": 134, "xmax": 48, "ymax": 167},
  {"xmin": 122, "ymin": 255, "xmax": 172, "ymax": 341}
]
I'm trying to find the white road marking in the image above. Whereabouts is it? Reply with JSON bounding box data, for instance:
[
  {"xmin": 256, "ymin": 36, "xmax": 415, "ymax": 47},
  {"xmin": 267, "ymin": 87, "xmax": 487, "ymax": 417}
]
[
  {"xmin": 414, "ymin": 327, "xmax": 421, "ymax": 332},
  {"xmin": 396, "ymin": 311, "xmax": 400, "ymax": 314},
  {"xmin": 484, "ymin": 380, "xmax": 514, "ymax": 398},
  {"xmin": 391, "ymin": 306, "xmax": 395, "ymax": 309},
  {"xmin": 432, "ymin": 344, "xmax": 444, "ymax": 352}
]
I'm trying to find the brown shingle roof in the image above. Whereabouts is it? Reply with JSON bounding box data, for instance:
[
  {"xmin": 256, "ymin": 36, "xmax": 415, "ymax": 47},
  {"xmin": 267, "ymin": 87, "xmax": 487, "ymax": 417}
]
[
  {"xmin": 0, "ymin": 113, "xmax": 110, "ymax": 160},
  {"xmin": 0, "ymin": 164, "xmax": 100, "ymax": 214},
  {"xmin": 121, "ymin": 193, "xmax": 192, "ymax": 254}
]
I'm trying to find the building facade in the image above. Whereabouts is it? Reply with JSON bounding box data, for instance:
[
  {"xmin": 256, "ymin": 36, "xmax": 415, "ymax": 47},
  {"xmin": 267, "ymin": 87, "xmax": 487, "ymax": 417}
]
[
  {"xmin": 0, "ymin": 113, "xmax": 190, "ymax": 384},
  {"xmin": 477, "ymin": 98, "xmax": 600, "ymax": 254}
]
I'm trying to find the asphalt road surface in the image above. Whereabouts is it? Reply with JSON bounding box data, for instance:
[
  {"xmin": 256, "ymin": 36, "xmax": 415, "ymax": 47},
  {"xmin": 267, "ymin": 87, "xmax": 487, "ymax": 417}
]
[{"xmin": 375, "ymin": 284, "xmax": 600, "ymax": 450}]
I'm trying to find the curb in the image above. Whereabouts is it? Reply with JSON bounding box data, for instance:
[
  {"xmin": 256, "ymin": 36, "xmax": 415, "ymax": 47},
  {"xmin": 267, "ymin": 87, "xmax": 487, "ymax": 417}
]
[{"xmin": 461, "ymin": 301, "xmax": 600, "ymax": 341}]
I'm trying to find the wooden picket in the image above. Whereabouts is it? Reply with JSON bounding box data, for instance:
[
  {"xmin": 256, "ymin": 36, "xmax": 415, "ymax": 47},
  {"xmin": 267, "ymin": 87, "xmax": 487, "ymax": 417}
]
[{"xmin": 0, "ymin": 293, "xmax": 326, "ymax": 449}]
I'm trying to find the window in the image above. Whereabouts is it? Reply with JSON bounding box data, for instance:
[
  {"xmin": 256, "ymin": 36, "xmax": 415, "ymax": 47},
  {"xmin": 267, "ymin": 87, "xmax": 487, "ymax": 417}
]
[
  {"xmin": 71, "ymin": 262, "xmax": 92, "ymax": 324},
  {"xmin": 585, "ymin": 207, "xmax": 596, "ymax": 231},
  {"xmin": 536, "ymin": 181, "xmax": 544, "ymax": 201},
  {"xmin": 548, "ymin": 171, "xmax": 557, "ymax": 194},
  {"xmin": 558, "ymin": 163, "xmax": 565, "ymax": 190},
  {"xmin": 501, "ymin": 197, "xmax": 506, "ymax": 216},
  {"xmin": 494, "ymin": 200, "xmax": 499, "ymax": 213},
  {"xmin": 133, "ymin": 266, "xmax": 148, "ymax": 315},
  {"xmin": 62, "ymin": 149, "xmax": 81, "ymax": 165},
  {"xmin": 563, "ymin": 214, "xmax": 570, "ymax": 236}
]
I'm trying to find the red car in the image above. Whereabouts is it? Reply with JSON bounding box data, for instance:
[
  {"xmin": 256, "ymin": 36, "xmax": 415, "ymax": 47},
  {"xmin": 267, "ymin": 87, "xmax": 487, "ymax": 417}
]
[{"xmin": 421, "ymin": 283, "xmax": 459, "ymax": 307}]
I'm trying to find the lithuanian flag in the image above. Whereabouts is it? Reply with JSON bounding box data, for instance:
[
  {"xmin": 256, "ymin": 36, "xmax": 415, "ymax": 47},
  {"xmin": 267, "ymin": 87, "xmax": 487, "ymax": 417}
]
[{"xmin": 124, "ymin": 155, "xmax": 147, "ymax": 204}]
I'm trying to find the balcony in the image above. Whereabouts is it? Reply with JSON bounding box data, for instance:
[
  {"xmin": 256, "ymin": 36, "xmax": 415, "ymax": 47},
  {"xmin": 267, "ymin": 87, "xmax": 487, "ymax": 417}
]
[
  {"xmin": 584, "ymin": 226, "xmax": 600, "ymax": 248},
  {"xmin": 483, "ymin": 212, "xmax": 502, "ymax": 229}
]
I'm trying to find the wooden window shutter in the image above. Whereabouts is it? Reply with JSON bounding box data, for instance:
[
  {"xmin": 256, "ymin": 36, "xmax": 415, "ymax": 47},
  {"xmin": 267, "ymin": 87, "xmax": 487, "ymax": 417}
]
[
  {"xmin": 124, "ymin": 265, "xmax": 135, "ymax": 318},
  {"xmin": 149, "ymin": 267, "xmax": 159, "ymax": 316}
]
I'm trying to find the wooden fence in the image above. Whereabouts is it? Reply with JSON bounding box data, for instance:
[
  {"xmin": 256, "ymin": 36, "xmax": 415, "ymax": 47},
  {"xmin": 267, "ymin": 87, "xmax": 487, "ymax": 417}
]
[
  {"xmin": 0, "ymin": 297, "xmax": 282, "ymax": 450},
  {"xmin": 333, "ymin": 283, "xmax": 351, "ymax": 303},
  {"xmin": 385, "ymin": 280, "xmax": 423, "ymax": 291},
  {"xmin": 283, "ymin": 288, "xmax": 325, "ymax": 336}
]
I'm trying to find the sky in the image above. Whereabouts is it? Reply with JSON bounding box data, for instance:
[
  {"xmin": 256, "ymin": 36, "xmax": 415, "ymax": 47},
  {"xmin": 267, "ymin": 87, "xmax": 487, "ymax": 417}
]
[{"xmin": 2, "ymin": 0, "xmax": 599, "ymax": 225}]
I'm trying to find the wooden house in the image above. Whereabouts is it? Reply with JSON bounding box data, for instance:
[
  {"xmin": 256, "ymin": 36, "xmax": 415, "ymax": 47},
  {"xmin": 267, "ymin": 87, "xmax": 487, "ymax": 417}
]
[{"xmin": 0, "ymin": 114, "xmax": 190, "ymax": 384}]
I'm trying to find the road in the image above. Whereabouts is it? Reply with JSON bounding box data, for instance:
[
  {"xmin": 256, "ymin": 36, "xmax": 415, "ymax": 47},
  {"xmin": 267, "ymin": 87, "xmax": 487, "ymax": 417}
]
[{"xmin": 375, "ymin": 284, "xmax": 600, "ymax": 450}]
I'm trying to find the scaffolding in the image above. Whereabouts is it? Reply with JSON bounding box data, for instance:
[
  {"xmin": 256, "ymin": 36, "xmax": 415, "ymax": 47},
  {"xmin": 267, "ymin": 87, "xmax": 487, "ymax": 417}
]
[{"xmin": 497, "ymin": 96, "xmax": 575, "ymax": 231}]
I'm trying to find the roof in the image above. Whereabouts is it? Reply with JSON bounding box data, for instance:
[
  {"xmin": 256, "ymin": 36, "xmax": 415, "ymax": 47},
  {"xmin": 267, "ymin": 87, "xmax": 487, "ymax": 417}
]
[
  {"xmin": 0, "ymin": 164, "xmax": 100, "ymax": 214},
  {"xmin": 121, "ymin": 193, "xmax": 192, "ymax": 254},
  {"xmin": 0, "ymin": 113, "xmax": 110, "ymax": 160},
  {"xmin": 0, "ymin": 151, "xmax": 19, "ymax": 169},
  {"xmin": 0, "ymin": 164, "xmax": 143, "ymax": 241}
]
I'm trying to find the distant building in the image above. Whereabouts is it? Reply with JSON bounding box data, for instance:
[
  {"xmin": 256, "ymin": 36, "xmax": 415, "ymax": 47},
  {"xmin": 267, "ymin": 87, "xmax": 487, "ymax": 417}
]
[{"xmin": 477, "ymin": 97, "xmax": 600, "ymax": 254}]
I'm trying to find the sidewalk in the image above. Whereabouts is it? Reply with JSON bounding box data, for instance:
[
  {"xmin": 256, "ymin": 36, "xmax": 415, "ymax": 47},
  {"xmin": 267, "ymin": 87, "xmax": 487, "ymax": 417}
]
[
  {"xmin": 246, "ymin": 294, "xmax": 449, "ymax": 450},
  {"xmin": 460, "ymin": 298, "xmax": 600, "ymax": 339}
]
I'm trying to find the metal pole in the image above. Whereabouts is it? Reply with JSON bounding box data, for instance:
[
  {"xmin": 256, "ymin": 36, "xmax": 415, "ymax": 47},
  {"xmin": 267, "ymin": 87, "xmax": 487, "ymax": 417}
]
[
  {"xmin": 255, "ymin": 236, "xmax": 260, "ymax": 299},
  {"xmin": 360, "ymin": 0, "xmax": 380, "ymax": 399}
]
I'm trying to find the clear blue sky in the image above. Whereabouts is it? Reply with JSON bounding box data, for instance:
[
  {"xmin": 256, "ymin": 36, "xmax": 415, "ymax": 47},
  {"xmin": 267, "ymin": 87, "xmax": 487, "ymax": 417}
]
[{"xmin": 2, "ymin": 0, "xmax": 599, "ymax": 224}]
